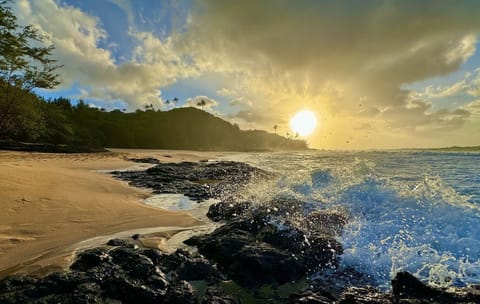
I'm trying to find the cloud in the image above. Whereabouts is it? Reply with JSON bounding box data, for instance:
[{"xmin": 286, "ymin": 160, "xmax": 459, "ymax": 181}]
[
  {"xmin": 14, "ymin": 0, "xmax": 196, "ymax": 109},
  {"xmin": 216, "ymin": 88, "xmax": 236, "ymax": 97},
  {"xmin": 382, "ymin": 101, "xmax": 471, "ymax": 133},
  {"xmin": 411, "ymin": 68, "xmax": 480, "ymax": 100},
  {"xmin": 183, "ymin": 0, "xmax": 480, "ymax": 133},
  {"xmin": 229, "ymin": 97, "xmax": 253, "ymax": 108},
  {"xmin": 462, "ymin": 99, "xmax": 480, "ymax": 114},
  {"xmin": 184, "ymin": 95, "xmax": 218, "ymax": 110},
  {"xmin": 13, "ymin": 0, "xmax": 480, "ymax": 147},
  {"xmin": 414, "ymin": 81, "xmax": 468, "ymax": 99}
]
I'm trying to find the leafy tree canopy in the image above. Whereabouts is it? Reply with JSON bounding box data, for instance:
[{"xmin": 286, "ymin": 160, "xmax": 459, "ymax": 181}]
[{"xmin": 0, "ymin": 0, "xmax": 61, "ymax": 139}]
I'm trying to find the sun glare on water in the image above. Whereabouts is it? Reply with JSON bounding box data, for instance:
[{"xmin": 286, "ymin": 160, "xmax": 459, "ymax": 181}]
[{"xmin": 290, "ymin": 110, "xmax": 318, "ymax": 136}]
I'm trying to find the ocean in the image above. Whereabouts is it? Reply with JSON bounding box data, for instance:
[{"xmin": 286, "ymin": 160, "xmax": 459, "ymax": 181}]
[{"xmin": 221, "ymin": 150, "xmax": 480, "ymax": 289}]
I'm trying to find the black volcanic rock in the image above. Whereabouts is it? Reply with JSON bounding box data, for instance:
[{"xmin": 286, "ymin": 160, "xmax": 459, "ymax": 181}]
[
  {"xmin": 3, "ymin": 159, "xmax": 480, "ymax": 303},
  {"xmin": 70, "ymin": 247, "xmax": 112, "ymax": 272},
  {"xmin": 391, "ymin": 271, "xmax": 480, "ymax": 303},
  {"xmin": 207, "ymin": 199, "xmax": 252, "ymax": 221},
  {"xmin": 2, "ymin": 231, "xmax": 480, "ymax": 304},
  {"xmin": 186, "ymin": 201, "xmax": 343, "ymax": 288},
  {"xmin": 302, "ymin": 210, "xmax": 348, "ymax": 237},
  {"xmin": 163, "ymin": 280, "xmax": 197, "ymax": 304},
  {"xmin": 291, "ymin": 271, "xmax": 480, "ymax": 304},
  {"xmin": 114, "ymin": 161, "xmax": 269, "ymax": 202},
  {"xmin": 128, "ymin": 157, "xmax": 161, "ymax": 164},
  {"xmin": 338, "ymin": 286, "xmax": 391, "ymax": 304},
  {"xmin": 202, "ymin": 286, "xmax": 239, "ymax": 304},
  {"xmin": 229, "ymin": 242, "xmax": 305, "ymax": 288},
  {"xmin": 106, "ymin": 238, "xmax": 133, "ymax": 247},
  {"xmin": 0, "ymin": 239, "xmax": 221, "ymax": 303},
  {"xmin": 288, "ymin": 289, "xmax": 337, "ymax": 304}
]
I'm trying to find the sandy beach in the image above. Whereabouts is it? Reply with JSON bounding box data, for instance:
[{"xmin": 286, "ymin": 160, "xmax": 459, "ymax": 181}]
[{"xmin": 0, "ymin": 149, "xmax": 228, "ymax": 278}]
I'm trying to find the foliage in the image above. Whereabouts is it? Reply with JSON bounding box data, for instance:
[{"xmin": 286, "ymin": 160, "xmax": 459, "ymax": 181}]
[
  {"xmin": 1, "ymin": 94, "xmax": 308, "ymax": 151},
  {"xmin": 0, "ymin": 0, "xmax": 61, "ymax": 139},
  {"xmin": 0, "ymin": 1, "xmax": 307, "ymax": 151}
]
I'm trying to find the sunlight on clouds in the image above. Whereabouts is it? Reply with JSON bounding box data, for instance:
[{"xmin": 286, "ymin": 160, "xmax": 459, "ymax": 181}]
[
  {"xmin": 183, "ymin": 0, "xmax": 480, "ymax": 148},
  {"xmin": 184, "ymin": 96, "xmax": 218, "ymax": 111},
  {"xmin": 14, "ymin": 0, "xmax": 480, "ymax": 148},
  {"xmin": 14, "ymin": 0, "xmax": 196, "ymax": 110}
]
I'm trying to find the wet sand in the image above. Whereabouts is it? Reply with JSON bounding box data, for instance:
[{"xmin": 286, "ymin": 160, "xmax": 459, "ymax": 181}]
[{"xmin": 0, "ymin": 149, "xmax": 230, "ymax": 277}]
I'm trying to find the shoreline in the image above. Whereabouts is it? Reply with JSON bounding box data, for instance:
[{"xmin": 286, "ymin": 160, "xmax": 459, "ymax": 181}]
[
  {"xmin": 0, "ymin": 149, "xmax": 229, "ymax": 278},
  {"xmin": 1, "ymin": 151, "xmax": 480, "ymax": 303}
]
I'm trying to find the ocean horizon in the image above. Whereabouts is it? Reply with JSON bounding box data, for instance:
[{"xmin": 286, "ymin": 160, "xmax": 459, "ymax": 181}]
[{"xmin": 210, "ymin": 150, "xmax": 480, "ymax": 289}]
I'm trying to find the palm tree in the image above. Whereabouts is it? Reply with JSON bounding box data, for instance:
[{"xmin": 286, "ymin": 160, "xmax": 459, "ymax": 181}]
[
  {"xmin": 197, "ymin": 99, "xmax": 207, "ymax": 110},
  {"xmin": 273, "ymin": 124, "xmax": 278, "ymax": 134},
  {"xmin": 173, "ymin": 97, "xmax": 179, "ymax": 106}
]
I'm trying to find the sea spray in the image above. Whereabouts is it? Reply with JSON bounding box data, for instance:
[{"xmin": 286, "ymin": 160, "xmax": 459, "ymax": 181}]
[{"xmin": 228, "ymin": 151, "xmax": 480, "ymax": 289}]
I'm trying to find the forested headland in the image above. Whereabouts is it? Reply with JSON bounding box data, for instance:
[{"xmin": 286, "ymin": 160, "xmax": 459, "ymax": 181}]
[
  {"xmin": 0, "ymin": 1, "xmax": 307, "ymax": 152},
  {"xmin": 1, "ymin": 93, "xmax": 308, "ymax": 151}
]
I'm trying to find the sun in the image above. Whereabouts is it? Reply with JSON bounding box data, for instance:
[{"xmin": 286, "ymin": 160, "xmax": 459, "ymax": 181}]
[{"xmin": 290, "ymin": 110, "xmax": 318, "ymax": 136}]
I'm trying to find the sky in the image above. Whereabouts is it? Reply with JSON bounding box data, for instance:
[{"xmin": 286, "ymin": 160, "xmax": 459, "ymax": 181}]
[{"xmin": 12, "ymin": 0, "xmax": 480, "ymax": 149}]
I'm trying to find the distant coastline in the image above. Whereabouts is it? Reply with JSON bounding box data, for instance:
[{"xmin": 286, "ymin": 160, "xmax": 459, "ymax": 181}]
[{"xmin": 411, "ymin": 145, "xmax": 480, "ymax": 152}]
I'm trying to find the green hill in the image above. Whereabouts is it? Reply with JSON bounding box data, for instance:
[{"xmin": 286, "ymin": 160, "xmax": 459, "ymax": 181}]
[{"xmin": 0, "ymin": 94, "xmax": 308, "ymax": 152}]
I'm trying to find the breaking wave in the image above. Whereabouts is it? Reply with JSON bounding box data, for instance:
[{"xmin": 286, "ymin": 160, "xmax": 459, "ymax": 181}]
[{"xmin": 231, "ymin": 150, "xmax": 480, "ymax": 289}]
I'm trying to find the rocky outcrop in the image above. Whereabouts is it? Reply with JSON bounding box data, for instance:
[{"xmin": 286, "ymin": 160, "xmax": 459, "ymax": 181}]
[
  {"xmin": 2, "ymin": 161, "xmax": 479, "ymax": 303},
  {"xmin": 113, "ymin": 161, "xmax": 269, "ymax": 201},
  {"xmin": 186, "ymin": 196, "xmax": 344, "ymax": 288},
  {"xmin": 0, "ymin": 241, "xmax": 213, "ymax": 304}
]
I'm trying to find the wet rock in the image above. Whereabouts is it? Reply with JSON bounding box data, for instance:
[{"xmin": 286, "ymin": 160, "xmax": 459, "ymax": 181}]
[
  {"xmin": 186, "ymin": 209, "xmax": 343, "ymax": 288},
  {"xmin": 0, "ymin": 272, "xmax": 103, "ymax": 304},
  {"xmin": 71, "ymin": 282, "xmax": 104, "ymax": 304},
  {"xmin": 113, "ymin": 161, "xmax": 269, "ymax": 202},
  {"xmin": 102, "ymin": 275, "xmax": 164, "ymax": 304},
  {"xmin": 307, "ymin": 267, "xmax": 376, "ymax": 296},
  {"xmin": 109, "ymin": 247, "xmax": 158, "ymax": 278},
  {"xmin": 128, "ymin": 157, "xmax": 161, "ymax": 164},
  {"xmin": 257, "ymin": 224, "xmax": 342, "ymax": 271},
  {"xmin": 175, "ymin": 256, "xmax": 222, "ymax": 283},
  {"xmin": 163, "ymin": 280, "xmax": 197, "ymax": 304},
  {"xmin": 156, "ymin": 248, "xmax": 194, "ymax": 274},
  {"xmin": 106, "ymin": 238, "xmax": 133, "ymax": 247},
  {"xmin": 207, "ymin": 200, "xmax": 252, "ymax": 221},
  {"xmin": 338, "ymin": 286, "xmax": 391, "ymax": 304},
  {"xmin": 303, "ymin": 210, "xmax": 348, "ymax": 237},
  {"xmin": 70, "ymin": 248, "xmax": 111, "ymax": 272},
  {"xmin": 391, "ymin": 271, "xmax": 480, "ymax": 303},
  {"xmin": 202, "ymin": 286, "xmax": 239, "ymax": 304},
  {"xmin": 288, "ymin": 289, "xmax": 336, "ymax": 304},
  {"xmin": 141, "ymin": 248, "xmax": 164, "ymax": 264},
  {"xmin": 265, "ymin": 196, "xmax": 311, "ymax": 218},
  {"xmin": 229, "ymin": 243, "xmax": 305, "ymax": 288},
  {"xmin": 184, "ymin": 226, "xmax": 256, "ymax": 267}
]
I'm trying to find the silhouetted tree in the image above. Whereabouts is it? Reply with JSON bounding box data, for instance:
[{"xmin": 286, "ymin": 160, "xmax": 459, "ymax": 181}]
[
  {"xmin": 273, "ymin": 124, "xmax": 278, "ymax": 134},
  {"xmin": 144, "ymin": 104, "xmax": 154, "ymax": 111},
  {"xmin": 0, "ymin": 0, "xmax": 61, "ymax": 139},
  {"xmin": 197, "ymin": 99, "xmax": 207, "ymax": 110}
]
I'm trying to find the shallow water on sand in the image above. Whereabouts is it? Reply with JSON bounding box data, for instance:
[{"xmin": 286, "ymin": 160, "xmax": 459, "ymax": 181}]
[{"xmin": 222, "ymin": 150, "xmax": 480, "ymax": 289}]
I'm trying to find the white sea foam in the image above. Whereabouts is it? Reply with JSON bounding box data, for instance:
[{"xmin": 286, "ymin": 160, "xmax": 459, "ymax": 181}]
[
  {"xmin": 240, "ymin": 151, "xmax": 480, "ymax": 289},
  {"xmin": 143, "ymin": 194, "xmax": 218, "ymax": 220}
]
